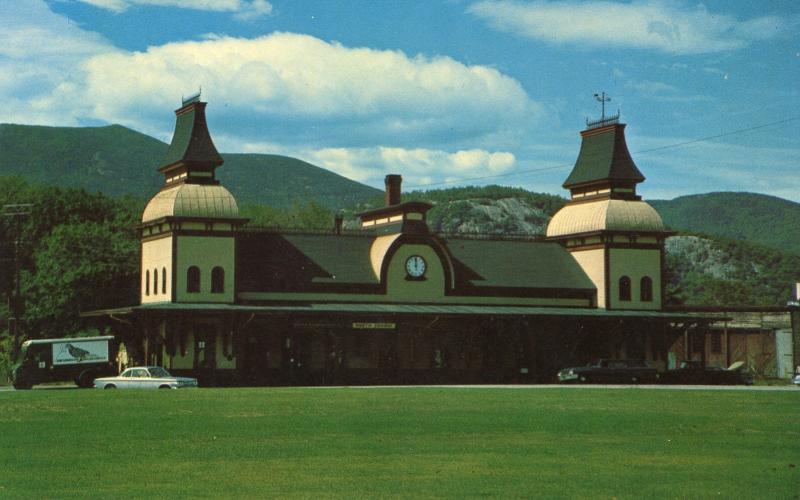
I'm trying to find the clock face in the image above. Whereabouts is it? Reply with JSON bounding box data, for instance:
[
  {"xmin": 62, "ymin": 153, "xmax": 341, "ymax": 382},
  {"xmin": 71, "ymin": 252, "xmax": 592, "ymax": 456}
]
[{"xmin": 405, "ymin": 255, "xmax": 427, "ymax": 278}]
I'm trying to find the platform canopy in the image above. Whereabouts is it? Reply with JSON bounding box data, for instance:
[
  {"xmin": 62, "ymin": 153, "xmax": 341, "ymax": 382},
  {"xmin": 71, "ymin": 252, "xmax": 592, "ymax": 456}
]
[{"xmin": 83, "ymin": 302, "xmax": 720, "ymax": 322}]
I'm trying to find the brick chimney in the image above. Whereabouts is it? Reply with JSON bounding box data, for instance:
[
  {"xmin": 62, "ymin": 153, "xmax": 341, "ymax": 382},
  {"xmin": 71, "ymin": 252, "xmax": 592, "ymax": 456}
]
[
  {"xmin": 334, "ymin": 210, "xmax": 343, "ymax": 235},
  {"xmin": 384, "ymin": 175, "xmax": 402, "ymax": 206}
]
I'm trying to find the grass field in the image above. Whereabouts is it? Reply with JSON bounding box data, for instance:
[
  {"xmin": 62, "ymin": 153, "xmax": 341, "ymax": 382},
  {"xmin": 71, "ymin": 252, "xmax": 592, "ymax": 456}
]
[{"xmin": 1, "ymin": 387, "xmax": 798, "ymax": 498}]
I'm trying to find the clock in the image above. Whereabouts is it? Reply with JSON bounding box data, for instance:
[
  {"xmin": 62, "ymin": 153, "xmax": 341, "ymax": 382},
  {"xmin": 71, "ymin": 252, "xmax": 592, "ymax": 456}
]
[{"xmin": 405, "ymin": 255, "xmax": 427, "ymax": 278}]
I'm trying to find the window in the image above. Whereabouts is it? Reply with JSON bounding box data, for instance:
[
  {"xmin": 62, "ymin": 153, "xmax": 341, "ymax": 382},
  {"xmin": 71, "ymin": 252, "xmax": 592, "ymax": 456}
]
[
  {"xmin": 153, "ymin": 268, "xmax": 158, "ymax": 295},
  {"xmin": 145, "ymin": 270, "xmax": 150, "ymax": 296},
  {"xmin": 691, "ymin": 331, "xmax": 705, "ymax": 353},
  {"xmin": 187, "ymin": 266, "xmax": 200, "ymax": 293},
  {"xmin": 619, "ymin": 276, "xmax": 631, "ymax": 301},
  {"xmin": 162, "ymin": 267, "xmax": 167, "ymax": 295},
  {"xmin": 640, "ymin": 277, "xmax": 653, "ymax": 302},
  {"xmin": 710, "ymin": 332, "xmax": 722, "ymax": 353},
  {"xmin": 211, "ymin": 266, "xmax": 225, "ymax": 294}
]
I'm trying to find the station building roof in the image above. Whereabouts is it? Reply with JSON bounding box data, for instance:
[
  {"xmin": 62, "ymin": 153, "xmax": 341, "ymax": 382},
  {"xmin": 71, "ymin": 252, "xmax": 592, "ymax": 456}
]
[{"xmin": 236, "ymin": 231, "xmax": 595, "ymax": 293}]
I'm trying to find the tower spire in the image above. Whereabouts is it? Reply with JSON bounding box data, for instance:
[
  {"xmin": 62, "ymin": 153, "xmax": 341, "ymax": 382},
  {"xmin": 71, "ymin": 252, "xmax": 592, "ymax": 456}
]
[
  {"xmin": 158, "ymin": 96, "xmax": 223, "ymax": 186},
  {"xmin": 565, "ymin": 97, "xmax": 644, "ymax": 200}
]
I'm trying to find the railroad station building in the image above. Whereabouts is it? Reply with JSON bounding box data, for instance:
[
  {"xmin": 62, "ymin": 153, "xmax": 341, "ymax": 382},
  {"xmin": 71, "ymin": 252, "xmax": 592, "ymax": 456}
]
[{"xmin": 86, "ymin": 96, "xmax": 760, "ymax": 385}]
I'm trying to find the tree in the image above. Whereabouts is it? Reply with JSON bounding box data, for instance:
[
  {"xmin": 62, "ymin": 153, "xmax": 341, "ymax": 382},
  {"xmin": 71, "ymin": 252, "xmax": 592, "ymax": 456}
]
[{"xmin": 23, "ymin": 222, "xmax": 138, "ymax": 338}]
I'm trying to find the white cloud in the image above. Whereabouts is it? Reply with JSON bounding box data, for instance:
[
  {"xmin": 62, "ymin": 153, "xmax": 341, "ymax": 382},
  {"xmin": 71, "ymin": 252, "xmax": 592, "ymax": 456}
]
[
  {"xmin": 0, "ymin": 0, "xmax": 114, "ymax": 125},
  {"xmin": 63, "ymin": 32, "xmax": 538, "ymax": 147},
  {"xmin": 625, "ymin": 79, "xmax": 677, "ymax": 95},
  {"xmin": 75, "ymin": 0, "xmax": 273, "ymax": 19},
  {"xmin": 0, "ymin": 2, "xmax": 538, "ymax": 190},
  {"xmin": 468, "ymin": 0, "xmax": 790, "ymax": 54},
  {"xmin": 237, "ymin": 143, "xmax": 517, "ymax": 188}
]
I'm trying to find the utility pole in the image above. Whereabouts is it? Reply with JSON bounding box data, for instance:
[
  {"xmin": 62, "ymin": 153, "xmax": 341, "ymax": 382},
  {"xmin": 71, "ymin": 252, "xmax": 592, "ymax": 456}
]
[{"xmin": 2, "ymin": 203, "xmax": 32, "ymax": 363}]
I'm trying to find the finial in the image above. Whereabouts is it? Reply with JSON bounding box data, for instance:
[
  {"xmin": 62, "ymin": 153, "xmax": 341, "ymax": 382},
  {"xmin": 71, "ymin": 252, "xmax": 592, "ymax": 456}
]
[
  {"xmin": 585, "ymin": 91, "xmax": 620, "ymax": 130},
  {"xmin": 182, "ymin": 88, "xmax": 202, "ymax": 106},
  {"xmin": 594, "ymin": 91, "xmax": 611, "ymax": 121}
]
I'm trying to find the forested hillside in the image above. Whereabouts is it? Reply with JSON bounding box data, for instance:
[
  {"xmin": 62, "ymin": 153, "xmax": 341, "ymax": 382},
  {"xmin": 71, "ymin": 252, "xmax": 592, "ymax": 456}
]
[
  {"xmin": 665, "ymin": 235, "xmax": 800, "ymax": 307},
  {"xmin": 651, "ymin": 192, "xmax": 800, "ymax": 254},
  {"xmin": 0, "ymin": 123, "xmax": 380, "ymax": 209}
]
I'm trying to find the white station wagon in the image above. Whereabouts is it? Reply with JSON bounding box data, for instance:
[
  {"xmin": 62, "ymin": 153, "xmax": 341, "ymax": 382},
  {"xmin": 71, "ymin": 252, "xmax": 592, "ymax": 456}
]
[{"xmin": 94, "ymin": 366, "xmax": 198, "ymax": 389}]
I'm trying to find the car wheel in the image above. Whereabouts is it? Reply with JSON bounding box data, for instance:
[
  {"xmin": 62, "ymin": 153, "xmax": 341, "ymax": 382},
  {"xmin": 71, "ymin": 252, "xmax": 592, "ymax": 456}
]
[
  {"xmin": 579, "ymin": 375, "xmax": 588, "ymax": 383},
  {"xmin": 631, "ymin": 376, "xmax": 639, "ymax": 383},
  {"xmin": 77, "ymin": 370, "xmax": 95, "ymax": 389},
  {"xmin": 104, "ymin": 384, "xmax": 116, "ymax": 389},
  {"xmin": 158, "ymin": 385, "xmax": 171, "ymax": 389}
]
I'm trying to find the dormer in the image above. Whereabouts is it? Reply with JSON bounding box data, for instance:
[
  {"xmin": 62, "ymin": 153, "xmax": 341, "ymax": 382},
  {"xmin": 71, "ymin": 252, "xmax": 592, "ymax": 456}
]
[{"xmin": 358, "ymin": 175, "xmax": 433, "ymax": 235}]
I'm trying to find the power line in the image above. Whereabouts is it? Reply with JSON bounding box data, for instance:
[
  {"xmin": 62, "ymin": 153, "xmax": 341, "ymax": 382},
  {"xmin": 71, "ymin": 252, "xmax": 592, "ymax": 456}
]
[
  {"xmin": 224, "ymin": 114, "xmax": 800, "ymax": 198},
  {"xmin": 631, "ymin": 116, "xmax": 800, "ymax": 156},
  {"xmin": 405, "ymin": 115, "xmax": 800, "ymax": 190}
]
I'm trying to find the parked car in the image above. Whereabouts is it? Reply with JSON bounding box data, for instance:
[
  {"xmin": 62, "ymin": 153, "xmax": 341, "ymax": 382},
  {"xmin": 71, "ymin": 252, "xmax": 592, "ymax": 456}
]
[
  {"xmin": 792, "ymin": 374, "xmax": 800, "ymax": 386},
  {"xmin": 661, "ymin": 360, "xmax": 753, "ymax": 385},
  {"xmin": 557, "ymin": 359, "xmax": 659, "ymax": 384},
  {"xmin": 94, "ymin": 366, "xmax": 198, "ymax": 389}
]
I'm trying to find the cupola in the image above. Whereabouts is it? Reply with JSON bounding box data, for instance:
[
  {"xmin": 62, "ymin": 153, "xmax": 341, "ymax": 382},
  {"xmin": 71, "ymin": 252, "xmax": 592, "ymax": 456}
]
[
  {"xmin": 158, "ymin": 92, "xmax": 224, "ymax": 186},
  {"xmin": 141, "ymin": 95, "xmax": 246, "ymax": 226},
  {"xmin": 562, "ymin": 114, "xmax": 645, "ymax": 202}
]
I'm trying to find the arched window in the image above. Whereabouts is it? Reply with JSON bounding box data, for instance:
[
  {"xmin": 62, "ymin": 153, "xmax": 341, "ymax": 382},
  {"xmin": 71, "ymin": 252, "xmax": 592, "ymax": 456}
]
[
  {"xmin": 187, "ymin": 266, "xmax": 201, "ymax": 293},
  {"xmin": 145, "ymin": 270, "xmax": 150, "ymax": 296},
  {"xmin": 211, "ymin": 266, "xmax": 225, "ymax": 294},
  {"xmin": 619, "ymin": 276, "xmax": 631, "ymax": 301},
  {"xmin": 153, "ymin": 268, "xmax": 158, "ymax": 295},
  {"xmin": 162, "ymin": 267, "xmax": 167, "ymax": 295},
  {"xmin": 640, "ymin": 276, "xmax": 653, "ymax": 302}
]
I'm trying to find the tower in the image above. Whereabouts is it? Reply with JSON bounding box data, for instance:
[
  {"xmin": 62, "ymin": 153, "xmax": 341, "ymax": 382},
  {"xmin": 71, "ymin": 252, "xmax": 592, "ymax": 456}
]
[
  {"xmin": 546, "ymin": 114, "xmax": 670, "ymax": 310},
  {"xmin": 140, "ymin": 94, "xmax": 246, "ymax": 305}
]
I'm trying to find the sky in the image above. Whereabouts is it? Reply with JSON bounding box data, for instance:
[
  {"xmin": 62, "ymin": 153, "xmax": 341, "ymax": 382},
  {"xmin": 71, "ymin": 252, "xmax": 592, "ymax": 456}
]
[{"xmin": 1, "ymin": 0, "xmax": 798, "ymax": 201}]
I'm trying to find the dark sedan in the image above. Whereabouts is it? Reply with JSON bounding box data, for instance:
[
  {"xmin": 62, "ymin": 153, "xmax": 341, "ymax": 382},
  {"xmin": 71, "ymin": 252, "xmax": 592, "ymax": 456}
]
[
  {"xmin": 661, "ymin": 360, "xmax": 753, "ymax": 385},
  {"xmin": 557, "ymin": 359, "xmax": 659, "ymax": 384}
]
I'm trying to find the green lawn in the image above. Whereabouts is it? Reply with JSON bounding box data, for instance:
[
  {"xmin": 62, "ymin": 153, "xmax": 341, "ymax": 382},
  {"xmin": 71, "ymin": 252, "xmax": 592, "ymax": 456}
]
[{"xmin": 1, "ymin": 387, "xmax": 798, "ymax": 498}]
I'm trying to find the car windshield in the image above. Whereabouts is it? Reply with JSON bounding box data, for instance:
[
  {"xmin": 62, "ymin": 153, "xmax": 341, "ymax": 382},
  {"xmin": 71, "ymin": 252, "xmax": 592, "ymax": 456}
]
[{"xmin": 147, "ymin": 367, "xmax": 171, "ymax": 378}]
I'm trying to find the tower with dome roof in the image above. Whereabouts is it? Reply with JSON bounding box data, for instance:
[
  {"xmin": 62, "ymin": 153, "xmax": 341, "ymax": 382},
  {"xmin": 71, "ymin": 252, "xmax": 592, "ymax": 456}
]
[
  {"xmin": 546, "ymin": 112, "xmax": 671, "ymax": 310},
  {"xmin": 139, "ymin": 94, "xmax": 247, "ymax": 305}
]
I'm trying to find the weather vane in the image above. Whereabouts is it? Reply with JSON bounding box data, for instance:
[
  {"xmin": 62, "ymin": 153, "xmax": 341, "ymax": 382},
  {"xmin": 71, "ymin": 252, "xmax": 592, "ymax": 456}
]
[{"xmin": 594, "ymin": 91, "xmax": 611, "ymax": 122}]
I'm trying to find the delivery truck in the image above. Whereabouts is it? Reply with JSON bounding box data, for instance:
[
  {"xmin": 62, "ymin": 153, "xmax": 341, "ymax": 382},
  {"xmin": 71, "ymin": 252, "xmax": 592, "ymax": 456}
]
[{"xmin": 12, "ymin": 336, "xmax": 117, "ymax": 389}]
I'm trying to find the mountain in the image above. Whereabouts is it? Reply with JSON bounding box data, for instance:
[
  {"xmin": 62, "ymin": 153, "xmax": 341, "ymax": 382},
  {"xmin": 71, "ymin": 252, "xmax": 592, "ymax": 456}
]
[
  {"xmin": 651, "ymin": 193, "xmax": 800, "ymax": 255},
  {"xmin": 0, "ymin": 123, "xmax": 380, "ymax": 209},
  {"xmin": 0, "ymin": 123, "xmax": 165, "ymax": 197},
  {"xmin": 665, "ymin": 235, "xmax": 800, "ymax": 306}
]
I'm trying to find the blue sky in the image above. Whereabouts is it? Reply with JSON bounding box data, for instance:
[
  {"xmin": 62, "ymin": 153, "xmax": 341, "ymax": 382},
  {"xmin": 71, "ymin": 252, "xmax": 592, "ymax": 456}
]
[{"xmin": 2, "ymin": 1, "xmax": 798, "ymax": 201}]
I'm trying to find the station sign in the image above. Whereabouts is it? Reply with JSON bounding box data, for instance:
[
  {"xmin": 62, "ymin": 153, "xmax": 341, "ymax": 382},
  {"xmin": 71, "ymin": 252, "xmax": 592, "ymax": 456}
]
[{"xmin": 352, "ymin": 322, "xmax": 396, "ymax": 330}]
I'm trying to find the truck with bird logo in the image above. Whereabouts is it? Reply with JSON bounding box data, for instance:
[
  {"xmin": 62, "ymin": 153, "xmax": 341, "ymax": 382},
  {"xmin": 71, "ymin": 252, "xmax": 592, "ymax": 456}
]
[{"xmin": 12, "ymin": 336, "xmax": 117, "ymax": 389}]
